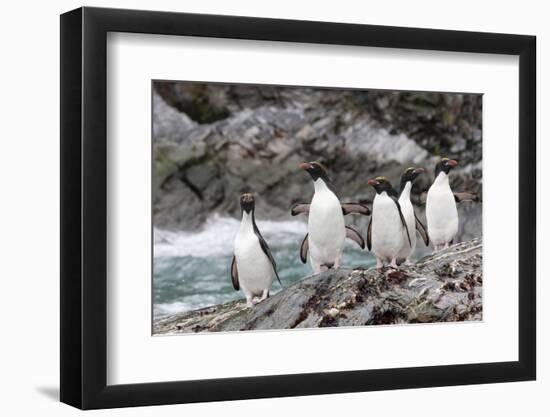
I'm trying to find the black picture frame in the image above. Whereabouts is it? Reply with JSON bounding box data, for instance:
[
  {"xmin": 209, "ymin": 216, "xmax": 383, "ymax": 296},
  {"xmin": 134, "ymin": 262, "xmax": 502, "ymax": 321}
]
[{"xmin": 60, "ymin": 6, "xmax": 536, "ymax": 410}]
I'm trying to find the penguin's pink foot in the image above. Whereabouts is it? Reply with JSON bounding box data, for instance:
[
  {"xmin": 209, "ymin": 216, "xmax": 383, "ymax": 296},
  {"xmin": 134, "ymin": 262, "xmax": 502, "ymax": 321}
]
[
  {"xmin": 376, "ymin": 257, "xmax": 384, "ymax": 269},
  {"xmin": 389, "ymin": 258, "xmax": 399, "ymax": 269},
  {"xmin": 311, "ymin": 262, "xmax": 322, "ymax": 274},
  {"xmin": 404, "ymin": 258, "xmax": 414, "ymax": 266},
  {"xmin": 246, "ymin": 296, "xmax": 254, "ymax": 308},
  {"xmin": 259, "ymin": 289, "xmax": 269, "ymax": 302}
]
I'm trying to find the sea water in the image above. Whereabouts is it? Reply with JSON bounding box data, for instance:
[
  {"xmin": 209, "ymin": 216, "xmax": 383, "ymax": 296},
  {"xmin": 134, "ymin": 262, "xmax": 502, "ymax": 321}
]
[{"xmin": 153, "ymin": 216, "xmax": 375, "ymax": 320}]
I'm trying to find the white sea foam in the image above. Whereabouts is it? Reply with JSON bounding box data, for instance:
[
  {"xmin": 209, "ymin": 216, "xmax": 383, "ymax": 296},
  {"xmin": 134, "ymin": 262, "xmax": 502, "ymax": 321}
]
[
  {"xmin": 154, "ymin": 298, "xmax": 223, "ymax": 318},
  {"xmin": 154, "ymin": 215, "xmax": 307, "ymax": 258}
]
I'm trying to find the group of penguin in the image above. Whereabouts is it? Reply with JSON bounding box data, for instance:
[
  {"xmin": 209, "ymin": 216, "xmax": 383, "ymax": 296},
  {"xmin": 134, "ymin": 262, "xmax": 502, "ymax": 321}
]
[{"xmin": 231, "ymin": 158, "xmax": 478, "ymax": 307}]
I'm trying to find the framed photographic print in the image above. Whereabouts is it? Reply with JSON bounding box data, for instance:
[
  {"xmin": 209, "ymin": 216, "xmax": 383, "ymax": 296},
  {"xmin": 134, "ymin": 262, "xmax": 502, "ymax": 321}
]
[{"xmin": 60, "ymin": 6, "xmax": 536, "ymax": 410}]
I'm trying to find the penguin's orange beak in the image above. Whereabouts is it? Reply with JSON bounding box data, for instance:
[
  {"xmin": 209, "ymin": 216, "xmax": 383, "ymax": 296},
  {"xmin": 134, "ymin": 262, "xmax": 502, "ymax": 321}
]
[
  {"xmin": 448, "ymin": 159, "xmax": 458, "ymax": 167},
  {"xmin": 298, "ymin": 162, "xmax": 310, "ymax": 170},
  {"xmin": 367, "ymin": 179, "xmax": 378, "ymax": 186},
  {"xmin": 414, "ymin": 167, "xmax": 425, "ymax": 174}
]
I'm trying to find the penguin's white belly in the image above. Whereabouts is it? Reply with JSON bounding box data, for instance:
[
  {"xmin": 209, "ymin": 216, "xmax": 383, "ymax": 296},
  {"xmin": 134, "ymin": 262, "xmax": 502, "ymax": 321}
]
[
  {"xmin": 234, "ymin": 233, "xmax": 274, "ymax": 296},
  {"xmin": 372, "ymin": 196, "xmax": 404, "ymax": 261},
  {"xmin": 308, "ymin": 193, "xmax": 345, "ymax": 265},
  {"xmin": 426, "ymin": 186, "xmax": 458, "ymax": 245},
  {"xmin": 397, "ymin": 199, "xmax": 416, "ymax": 260}
]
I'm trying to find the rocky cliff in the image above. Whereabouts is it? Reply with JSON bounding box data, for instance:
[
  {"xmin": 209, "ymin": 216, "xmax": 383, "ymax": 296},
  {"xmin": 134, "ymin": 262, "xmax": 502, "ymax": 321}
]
[
  {"xmin": 153, "ymin": 238, "xmax": 482, "ymax": 334},
  {"xmin": 152, "ymin": 83, "xmax": 482, "ymax": 234}
]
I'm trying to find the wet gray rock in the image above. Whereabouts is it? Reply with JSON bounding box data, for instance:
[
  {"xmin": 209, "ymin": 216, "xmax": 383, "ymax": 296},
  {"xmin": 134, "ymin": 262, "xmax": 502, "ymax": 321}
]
[
  {"xmin": 153, "ymin": 238, "xmax": 482, "ymax": 334},
  {"xmin": 359, "ymin": 91, "xmax": 483, "ymax": 164},
  {"xmin": 152, "ymin": 92, "xmax": 196, "ymax": 143}
]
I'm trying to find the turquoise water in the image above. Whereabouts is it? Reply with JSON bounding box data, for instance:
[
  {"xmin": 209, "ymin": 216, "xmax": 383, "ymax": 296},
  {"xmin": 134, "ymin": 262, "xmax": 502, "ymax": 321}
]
[{"xmin": 153, "ymin": 216, "xmax": 375, "ymax": 320}]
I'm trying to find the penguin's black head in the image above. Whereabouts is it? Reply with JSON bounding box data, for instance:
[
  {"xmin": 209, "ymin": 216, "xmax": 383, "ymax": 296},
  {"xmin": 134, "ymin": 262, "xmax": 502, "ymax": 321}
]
[
  {"xmin": 435, "ymin": 158, "xmax": 458, "ymax": 176},
  {"xmin": 240, "ymin": 193, "xmax": 255, "ymax": 214},
  {"xmin": 400, "ymin": 167, "xmax": 425, "ymax": 191},
  {"xmin": 401, "ymin": 167, "xmax": 425, "ymax": 183},
  {"xmin": 299, "ymin": 161, "xmax": 331, "ymax": 183},
  {"xmin": 367, "ymin": 176, "xmax": 395, "ymax": 195}
]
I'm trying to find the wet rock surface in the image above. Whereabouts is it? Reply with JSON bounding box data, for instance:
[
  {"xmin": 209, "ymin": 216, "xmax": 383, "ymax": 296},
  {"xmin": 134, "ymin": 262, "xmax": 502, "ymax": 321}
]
[
  {"xmin": 153, "ymin": 238, "xmax": 482, "ymax": 334},
  {"xmin": 152, "ymin": 83, "xmax": 482, "ymax": 232}
]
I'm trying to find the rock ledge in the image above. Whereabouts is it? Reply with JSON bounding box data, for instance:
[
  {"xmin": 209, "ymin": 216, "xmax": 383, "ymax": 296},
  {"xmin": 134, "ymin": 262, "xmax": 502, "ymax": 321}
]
[{"xmin": 153, "ymin": 239, "xmax": 482, "ymax": 334}]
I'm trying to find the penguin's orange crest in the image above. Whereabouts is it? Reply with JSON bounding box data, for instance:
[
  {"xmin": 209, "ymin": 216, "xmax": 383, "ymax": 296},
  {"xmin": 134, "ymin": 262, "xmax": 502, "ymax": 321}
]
[{"xmin": 310, "ymin": 161, "xmax": 328, "ymax": 172}]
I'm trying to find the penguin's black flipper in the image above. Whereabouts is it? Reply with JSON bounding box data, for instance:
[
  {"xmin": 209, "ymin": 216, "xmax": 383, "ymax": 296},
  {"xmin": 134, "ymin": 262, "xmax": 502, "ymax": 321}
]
[
  {"xmin": 367, "ymin": 217, "xmax": 373, "ymax": 251},
  {"xmin": 291, "ymin": 203, "xmax": 310, "ymax": 216},
  {"xmin": 454, "ymin": 192, "xmax": 479, "ymax": 203},
  {"xmin": 341, "ymin": 203, "xmax": 371, "ymax": 216},
  {"xmin": 253, "ymin": 220, "xmax": 282, "ymax": 287},
  {"xmin": 299, "ymin": 234, "xmax": 309, "ymax": 264},
  {"xmin": 414, "ymin": 211, "xmax": 429, "ymax": 246},
  {"xmin": 345, "ymin": 226, "xmax": 365, "ymax": 249},
  {"xmin": 230, "ymin": 256, "xmax": 239, "ymax": 291},
  {"xmin": 392, "ymin": 196, "xmax": 412, "ymax": 248}
]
